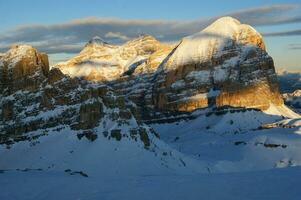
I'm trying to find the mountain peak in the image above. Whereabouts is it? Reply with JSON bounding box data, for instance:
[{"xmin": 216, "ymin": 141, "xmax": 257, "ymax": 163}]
[
  {"xmin": 86, "ymin": 36, "xmax": 108, "ymax": 46},
  {"xmin": 8, "ymin": 44, "xmax": 35, "ymax": 55},
  {"xmin": 192, "ymin": 16, "xmax": 253, "ymax": 39},
  {"xmin": 124, "ymin": 34, "xmax": 158, "ymax": 45},
  {"xmin": 173, "ymin": 16, "xmax": 265, "ymax": 69},
  {"xmin": 3, "ymin": 44, "xmax": 41, "ymax": 66},
  {"xmin": 138, "ymin": 33, "xmax": 154, "ymax": 39},
  {"xmin": 0, "ymin": 44, "xmax": 49, "ymax": 92},
  {"xmin": 211, "ymin": 16, "xmax": 241, "ymax": 26},
  {"xmin": 199, "ymin": 16, "xmax": 263, "ymax": 48}
]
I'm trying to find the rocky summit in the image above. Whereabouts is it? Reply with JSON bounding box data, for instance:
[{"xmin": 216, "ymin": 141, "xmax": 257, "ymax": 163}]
[
  {"xmin": 0, "ymin": 45, "xmax": 49, "ymax": 93},
  {"xmin": 153, "ymin": 17, "xmax": 282, "ymax": 112},
  {"xmin": 1, "ymin": 17, "xmax": 300, "ymax": 181}
]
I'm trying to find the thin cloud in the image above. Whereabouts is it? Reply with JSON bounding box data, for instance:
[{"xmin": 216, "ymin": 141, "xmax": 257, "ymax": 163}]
[
  {"xmin": 105, "ymin": 32, "xmax": 130, "ymax": 41},
  {"xmin": 227, "ymin": 4, "xmax": 301, "ymax": 26},
  {"xmin": 263, "ymin": 29, "xmax": 301, "ymax": 37},
  {"xmin": 0, "ymin": 4, "xmax": 301, "ymax": 54}
]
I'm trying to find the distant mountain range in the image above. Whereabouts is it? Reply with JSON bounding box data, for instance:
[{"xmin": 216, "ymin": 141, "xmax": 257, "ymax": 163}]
[{"xmin": 277, "ymin": 69, "xmax": 301, "ymax": 93}]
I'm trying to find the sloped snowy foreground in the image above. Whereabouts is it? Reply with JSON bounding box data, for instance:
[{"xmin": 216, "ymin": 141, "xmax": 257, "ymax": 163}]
[
  {"xmin": 1, "ymin": 108, "xmax": 301, "ymax": 199},
  {"xmin": 151, "ymin": 110, "xmax": 301, "ymax": 172},
  {"xmin": 1, "ymin": 167, "xmax": 301, "ymax": 200}
]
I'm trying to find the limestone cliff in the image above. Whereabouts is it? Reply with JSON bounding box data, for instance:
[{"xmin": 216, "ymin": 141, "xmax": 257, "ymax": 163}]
[
  {"xmin": 0, "ymin": 45, "xmax": 49, "ymax": 93},
  {"xmin": 153, "ymin": 17, "xmax": 283, "ymax": 112},
  {"xmin": 0, "ymin": 45, "xmax": 157, "ymax": 149},
  {"xmin": 54, "ymin": 17, "xmax": 283, "ymax": 118},
  {"xmin": 0, "ymin": 17, "xmax": 287, "ymax": 145}
]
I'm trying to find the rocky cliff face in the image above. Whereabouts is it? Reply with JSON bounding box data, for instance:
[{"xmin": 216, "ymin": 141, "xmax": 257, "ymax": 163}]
[
  {"xmin": 0, "ymin": 17, "xmax": 285, "ymax": 145},
  {"xmin": 0, "ymin": 45, "xmax": 49, "ymax": 93},
  {"xmin": 53, "ymin": 17, "xmax": 284, "ymax": 120},
  {"xmin": 152, "ymin": 17, "xmax": 282, "ymax": 112},
  {"xmin": 0, "ymin": 46, "xmax": 158, "ymax": 149}
]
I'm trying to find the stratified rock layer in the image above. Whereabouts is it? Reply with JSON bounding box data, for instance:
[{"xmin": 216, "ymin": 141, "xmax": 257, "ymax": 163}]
[
  {"xmin": 0, "ymin": 46, "xmax": 157, "ymax": 148},
  {"xmin": 53, "ymin": 17, "xmax": 283, "ymax": 119},
  {"xmin": 152, "ymin": 17, "xmax": 283, "ymax": 112},
  {"xmin": 0, "ymin": 17, "xmax": 285, "ymax": 144}
]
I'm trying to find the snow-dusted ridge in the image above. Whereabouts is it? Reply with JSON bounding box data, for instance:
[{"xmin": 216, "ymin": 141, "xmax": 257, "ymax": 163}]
[
  {"xmin": 86, "ymin": 36, "xmax": 109, "ymax": 46},
  {"xmin": 164, "ymin": 16, "xmax": 265, "ymax": 71},
  {"xmin": 56, "ymin": 34, "xmax": 171, "ymax": 81}
]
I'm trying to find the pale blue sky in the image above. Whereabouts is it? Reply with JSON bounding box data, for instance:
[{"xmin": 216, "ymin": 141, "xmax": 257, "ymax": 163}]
[{"xmin": 0, "ymin": 0, "xmax": 300, "ymax": 70}]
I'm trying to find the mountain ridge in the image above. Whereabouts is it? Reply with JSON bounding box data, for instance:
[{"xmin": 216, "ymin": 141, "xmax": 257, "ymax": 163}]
[{"xmin": 1, "ymin": 16, "xmax": 300, "ymax": 181}]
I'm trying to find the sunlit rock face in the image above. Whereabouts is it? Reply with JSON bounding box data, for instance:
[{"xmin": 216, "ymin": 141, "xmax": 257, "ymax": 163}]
[
  {"xmin": 0, "ymin": 45, "xmax": 156, "ymax": 148},
  {"xmin": 152, "ymin": 17, "xmax": 283, "ymax": 112},
  {"xmin": 56, "ymin": 35, "xmax": 172, "ymax": 81},
  {"xmin": 0, "ymin": 45, "xmax": 49, "ymax": 93}
]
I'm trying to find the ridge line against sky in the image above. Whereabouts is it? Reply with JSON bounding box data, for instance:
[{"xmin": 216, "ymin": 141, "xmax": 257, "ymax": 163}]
[{"xmin": 0, "ymin": 1, "xmax": 300, "ymax": 70}]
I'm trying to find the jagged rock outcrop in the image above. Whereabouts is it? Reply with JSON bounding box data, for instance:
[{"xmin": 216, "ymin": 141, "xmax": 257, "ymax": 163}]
[
  {"xmin": 0, "ymin": 45, "xmax": 49, "ymax": 93},
  {"xmin": 0, "ymin": 45, "xmax": 159, "ymax": 149}
]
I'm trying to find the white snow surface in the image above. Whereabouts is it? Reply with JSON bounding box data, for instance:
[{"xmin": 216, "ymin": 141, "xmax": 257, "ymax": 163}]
[
  {"xmin": 1, "ymin": 45, "xmax": 36, "ymax": 69},
  {"xmin": 264, "ymin": 104, "xmax": 300, "ymax": 118},
  {"xmin": 56, "ymin": 35, "xmax": 163, "ymax": 80},
  {"xmin": 1, "ymin": 167, "xmax": 301, "ymax": 200},
  {"xmin": 166, "ymin": 17, "xmax": 261, "ymax": 70}
]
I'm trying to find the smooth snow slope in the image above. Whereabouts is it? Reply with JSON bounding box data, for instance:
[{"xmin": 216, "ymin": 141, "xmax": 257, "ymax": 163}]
[
  {"xmin": 151, "ymin": 109, "xmax": 301, "ymax": 172},
  {"xmin": 0, "ymin": 125, "xmax": 207, "ymax": 176},
  {"xmin": 1, "ymin": 166, "xmax": 301, "ymax": 200},
  {"xmin": 1, "ymin": 109, "xmax": 301, "ymax": 199}
]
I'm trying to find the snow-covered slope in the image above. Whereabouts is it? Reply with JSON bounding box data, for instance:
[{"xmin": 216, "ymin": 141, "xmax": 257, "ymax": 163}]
[
  {"xmin": 165, "ymin": 17, "xmax": 264, "ymax": 69},
  {"xmin": 2, "ymin": 107, "xmax": 301, "ymax": 200},
  {"xmin": 0, "ymin": 124, "xmax": 206, "ymax": 176},
  {"xmin": 264, "ymin": 104, "xmax": 300, "ymax": 118},
  {"xmin": 151, "ymin": 109, "xmax": 301, "ymax": 173},
  {"xmin": 277, "ymin": 69, "xmax": 301, "ymax": 93},
  {"xmin": 1, "ymin": 167, "xmax": 301, "ymax": 200}
]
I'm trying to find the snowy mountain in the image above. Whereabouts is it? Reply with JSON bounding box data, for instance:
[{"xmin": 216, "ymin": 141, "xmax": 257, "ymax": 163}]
[
  {"xmin": 283, "ymin": 90, "xmax": 301, "ymax": 114},
  {"xmin": 1, "ymin": 17, "xmax": 301, "ymax": 200},
  {"xmin": 56, "ymin": 34, "xmax": 172, "ymax": 81},
  {"xmin": 276, "ymin": 69, "xmax": 301, "ymax": 113},
  {"xmin": 153, "ymin": 17, "xmax": 282, "ymax": 113},
  {"xmin": 277, "ymin": 69, "xmax": 301, "ymax": 93}
]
